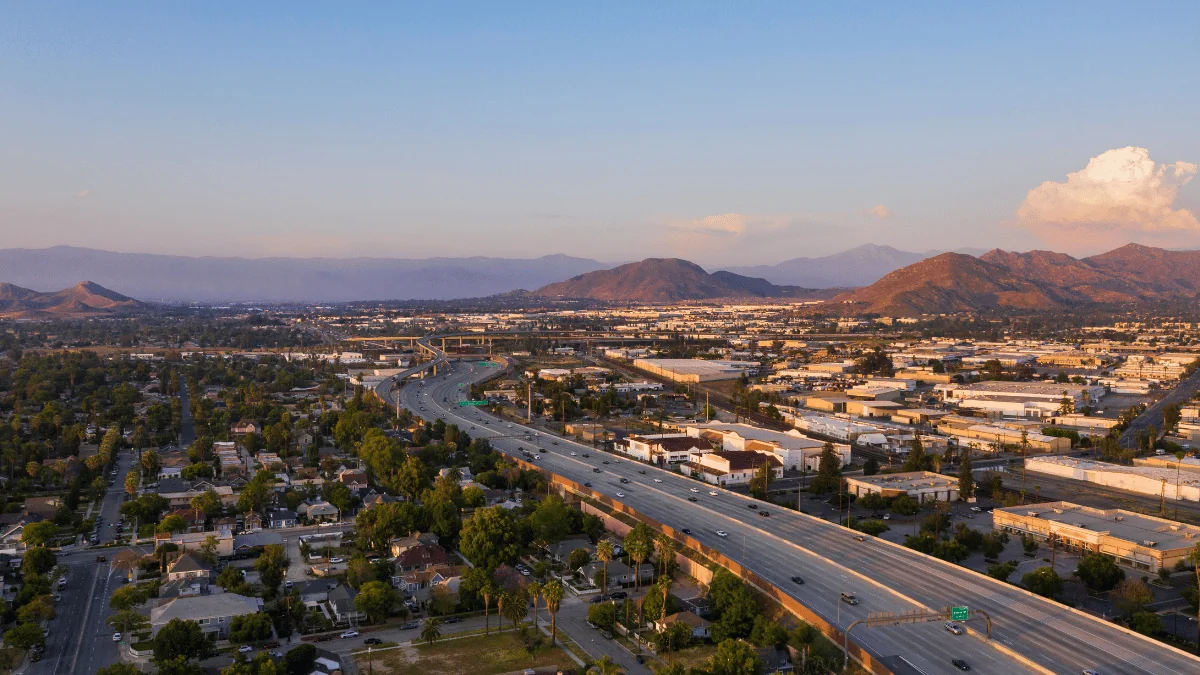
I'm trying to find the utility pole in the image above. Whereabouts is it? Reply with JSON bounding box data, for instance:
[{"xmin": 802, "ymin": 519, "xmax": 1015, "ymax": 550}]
[{"xmin": 705, "ymin": 391, "xmax": 710, "ymax": 423}]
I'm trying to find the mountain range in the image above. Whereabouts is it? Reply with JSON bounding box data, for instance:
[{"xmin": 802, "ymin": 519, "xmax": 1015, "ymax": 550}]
[
  {"xmin": 0, "ymin": 245, "xmax": 937, "ymax": 302},
  {"xmin": 0, "ymin": 282, "xmax": 147, "ymax": 318},
  {"xmin": 834, "ymin": 243, "xmax": 1200, "ymax": 315},
  {"xmin": 535, "ymin": 259, "xmax": 840, "ymax": 303}
]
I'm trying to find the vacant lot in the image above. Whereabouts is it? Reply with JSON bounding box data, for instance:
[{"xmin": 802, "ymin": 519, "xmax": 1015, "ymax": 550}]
[{"xmin": 355, "ymin": 632, "xmax": 573, "ymax": 675}]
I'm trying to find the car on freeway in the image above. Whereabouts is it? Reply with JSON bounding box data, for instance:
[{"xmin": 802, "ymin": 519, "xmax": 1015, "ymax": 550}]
[
  {"xmin": 619, "ymin": 477, "xmax": 629, "ymax": 483},
  {"xmin": 758, "ymin": 510, "xmax": 769, "ymax": 517},
  {"xmin": 638, "ymin": 470, "xmax": 646, "ymax": 474},
  {"xmin": 690, "ymin": 488, "xmax": 700, "ymax": 493},
  {"xmin": 364, "ymin": 637, "xmax": 383, "ymax": 645},
  {"xmin": 840, "ymin": 593, "xmax": 858, "ymax": 605},
  {"xmin": 944, "ymin": 622, "xmax": 964, "ymax": 635},
  {"xmin": 615, "ymin": 492, "xmax": 625, "ymax": 498},
  {"xmin": 583, "ymin": 482, "xmax": 592, "ymax": 487},
  {"xmin": 951, "ymin": 659, "xmax": 971, "ymax": 671},
  {"xmin": 791, "ymin": 576, "xmax": 804, "ymax": 584},
  {"xmin": 681, "ymin": 528, "xmax": 691, "ymax": 534},
  {"xmin": 708, "ymin": 490, "xmax": 718, "ymax": 496},
  {"xmin": 716, "ymin": 530, "xmax": 728, "ymax": 537},
  {"xmin": 238, "ymin": 645, "xmax": 253, "ymax": 653},
  {"xmin": 603, "ymin": 460, "xmax": 610, "ymax": 464},
  {"xmin": 582, "ymin": 453, "xmax": 590, "ymax": 457},
  {"xmin": 112, "ymin": 633, "xmax": 122, "ymax": 642},
  {"xmin": 688, "ymin": 497, "xmax": 698, "ymax": 502},
  {"xmin": 534, "ymin": 455, "xmax": 541, "ymax": 460},
  {"xmin": 552, "ymin": 441, "xmax": 559, "ymax": 445},
  {"xmin": 570, "ymin": 452, "xmax": 577, "ymax": 456},
  {"xmin": 340, "ymin": 630, "xmax": 360, "ymax": 638},
  {"xmin": 747, "ymin": 503, "xmax": 758, "ymax": 510},
  {"xmin": 654, "ymin": 478, "xmax": 662, "ymax": 483},
  {"xmin": 1082, "ymin": 670, "xmax": 1099, "ymax": 675},
  {"xmin": 853, "ymin": 534, "xmax": 866, "ymax": 541},
  {"xmin": 593, "ymin": 468, "xmax": 601, "ymax": 473}
]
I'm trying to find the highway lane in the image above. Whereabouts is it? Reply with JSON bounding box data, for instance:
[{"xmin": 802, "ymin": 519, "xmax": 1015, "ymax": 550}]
[{"xmin": 385, "ymin": 359, "xmax": 1200, "ymax": 675}]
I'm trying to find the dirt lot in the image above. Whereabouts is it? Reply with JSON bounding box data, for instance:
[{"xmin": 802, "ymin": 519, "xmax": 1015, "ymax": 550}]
[{"xmin": 355, "ymin": 632, "xmax": 574, "ymax": 675}]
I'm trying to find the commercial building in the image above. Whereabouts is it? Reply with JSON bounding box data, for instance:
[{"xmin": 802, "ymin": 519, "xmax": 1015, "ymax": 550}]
[
  {"xmin": 620, "ymin": 434, "xmax": 714, "ymax": 464},
  {"xmin": 937, "ymin": 415, "xmax": 1071, "ymax": 453},
  {"xmin": 683, "ymin": 422, "xmax": 849, "ymax": 471},
  {"xmin": 844, "ymin": 472, "xmax": 959, "ymax": 503},
  {"xmin": 631, "ymin": 358, "xmax": 759, "ymax": 383},
  {"xmin": 1025, "ymin": 457, "xmax": 1200, "ymax": 503},
  {"xmin": 993, "ymin": 501, "xmax": 1200, "ymax": 573},
  {"xmin": 937, "ymin": 381, "xmax": 1105, "ymax": 412},
  {"xmin": 684, "ymin": 451, "xmax": 783, "ymax": 486}
]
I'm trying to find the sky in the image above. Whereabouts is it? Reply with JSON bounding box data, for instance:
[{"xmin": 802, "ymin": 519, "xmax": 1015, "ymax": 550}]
[{"xmin": 3, "ymin": 2, "xmax": 1199, "ymax": 266}]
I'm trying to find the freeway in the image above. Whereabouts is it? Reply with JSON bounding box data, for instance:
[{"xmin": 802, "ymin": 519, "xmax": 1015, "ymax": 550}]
[
  {"xmin": 1120, "ymin": 364, "xmax": 1200, "ymax": 448},
  {"xmin": 377, "ymin": 354, "xmax": 1200, "ymax": 675}
]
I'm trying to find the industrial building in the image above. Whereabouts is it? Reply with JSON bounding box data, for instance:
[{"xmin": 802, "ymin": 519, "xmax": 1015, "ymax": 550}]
[
  {"xmin": 937, "ymin": 415, "xmax": 1071, "ymax": 452},
  {"xmin": 844, "ymin": 471, "xmax": 960, "ymax": 503},
  {"xmin": 993, "ymin": 501, "xmax": 1200, "ymax": 573},
  {"xmin": 631, "ymin": 358, "xmax": 758, "ymax": 383},
  {"xmin": 936, "ymin": 381, "xmax": 1106, "ymax": 417},
  {"xmin": 1025, "ymin": 456, "xmax": 1200, "ymax": 502},
  {"xmin": 683, "ymin": 422, "xmax": 849, "ymax": 471}
]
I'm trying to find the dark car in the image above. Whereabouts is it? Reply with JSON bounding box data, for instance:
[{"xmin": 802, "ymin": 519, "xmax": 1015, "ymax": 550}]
[
  {"xmin": 29, "ymin": 652, "xmax": 41, "ymax": 662},
  {"xmin": 590, "ymin": 595, "xmax": 608, "ymax": 604},
  {"xmin": 951, "ymin": 659, "xmax": 971, "ymax": 671},
  {"xmin": 583, "ymin": 482, "xmax": 592, "ymax": 487},
  {"xmin": 680, "ymin": 528, "xmax": 691, "ymax": 535},
  {"xmin": 603, "ymin": 460, "xmax": 610, "ymax": 464},
  {"xmin": 638, "ymin": 470, "xmax": 646, "ymax": 474},
  {"xmin": 443, "ymin": 617, "xmax": 462, "ymax": 624},
  {"xmin": 364, "ymin": 637, "xmax": 383, "ymax": 645},
  {"xmin": 401, "ymin": 621, "xmax": 419, "ymax": 630},
  {"xmin": 636, "ymin": 655, "xmax": 645, "ymax": 664},
  {"xmin": 747, "ymin": 504, "xmax": 758, "ymax": 510},
  {"xmin": 593, "ymin": 468, "xmax": 602, "ymax": 473},
  {"xmin": 582, "ymin": 453, "xmax": 590, "ymax": 457},
  {"xmin": 758, "ymin": 510, "xmax": 770, "ymax": 517},
  {"xmin": 791, "ymin": 576, "xmax": 804, "ymax": 584},
  {"xmin": 610, "ymin": 591, "xmax": 628, "ymax": 600},
  {"xmin": 620, "ymin": 478, "xmax": 629, "ymax": 483},
  {"xmin": 688, "ymin": 496, "xmax": 698, "ymax": 502}
]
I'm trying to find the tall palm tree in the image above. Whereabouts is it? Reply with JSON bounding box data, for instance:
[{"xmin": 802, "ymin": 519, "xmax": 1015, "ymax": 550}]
[
  {"xmin": 528, "ymin": 581, "xmax": 543, "ymax": 628},
  {"xmin": 420, "ymin": 617, "xmax": 442, "ymax": 646},
  {"xmin": 655, "ymin": 534, "xmax": 673, "ymax": 577},
  {"xmin": 589, "ymin": 655, "xmax": 624, "ymax": 675},
  {"xmin": 597, "ymin": 540, "xmax": 615, "ymax": 594},
  {"xmin": 481, "ymin": 583, "xmax": 494, "ymax": 636},
  {"xmin": 627, "ymin": 537, "xmax": 649, "ymax": 592},
  {"xmin": 502, "ymin": 586, "xmax": 529, "ymax": 629},
  {"xmin": 543, "ymin": 580, "xmax": 564, "ymax": 646},
  {"xmin": 658, "ymin": 577, "xmax": 674, "ymax": 625}
]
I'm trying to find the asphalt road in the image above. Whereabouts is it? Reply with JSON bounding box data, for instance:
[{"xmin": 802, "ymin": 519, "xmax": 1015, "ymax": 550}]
[
  {"xmin": 383, "ymin": 359, "xmax": 1200, "ymax": 675},
  {"xmin": 1120, "ymin": 366, "xmax": 1200, "ymax": 448}
]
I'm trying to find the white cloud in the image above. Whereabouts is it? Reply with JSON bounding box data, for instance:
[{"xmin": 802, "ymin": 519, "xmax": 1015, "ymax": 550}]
[
  {"xmin": 76, "ymin": 189, "xmax": 90, "ymax": 199},
  {"xmin": 863, "ymin": 204, "xmax": 891, "ymax": 219},
  {"xmin": 676, "ymin": 213, "xmax": 749, "ymax": 236},
  {"xmin": 1017, "ymin": 147, "xmax": 1198, "ymax": 246}
]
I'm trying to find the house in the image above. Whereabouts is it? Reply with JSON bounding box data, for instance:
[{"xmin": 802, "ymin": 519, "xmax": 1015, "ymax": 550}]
[
  {"xmin": 336, "ymin": 467, "xmax": 369, "ymax": 494},
  {"xmin": 149, "ymin": 593, "xmax": 263, "ymax": 640},
  {"xmin": 392, "ymin": 563, "xmax": 470, "ymax": 606},
  {"xmin": 155, "ymin": 531, "xmax": 234, "ymax": 558},
  {"xmin": 165, "ymin": 552, "xmax": 212, "ymax": 583},
  {"xmin": 22, "ymin": 497, "xmax": 63, "ymax": 521},
  {"xmin": 298, "ymin": 579, "xmax": 330, "ymax": 604},
  {"xmin": 302, "ymin": 501, "xmax": 340, "ymax": 522},
  {"xmin": 546, "ymin": 537, "xmax": 594, "ymax": 563},
  {"xmin": 361, "ymin": 492, "xmax": 398, "ymax": 510},
  {"xmin": 394, "ymin": 543, "xmax": 448, "ymax": 572},
  {"xmin": 389, "ymin": 533, "xmax": 440, "ymax": 558},
  {"xmin": 326, "ymin": 585, "xmax": 366, "ymax": 625},
  {"xmin": 621, "ymin": 434, "xmax": 714, "ymax": 465},
  {"xmin": 166, "ymin": 509, "xmax": 206, "ymax": 533},
  {"xmin": 654, "ymin": 610, "xmax": 711, "ymax": 639},
  {"xmin": 243, "ymin": 511, "xmax": 264, "ymax": 533},
  {"xmin": 269, "ymin": 509, "xmax": 297, "ymax": 529},
  {"xmin": 756, "ymin": 647, "xmax": 794, "ymax": 673},
  {"xmin": 231, "ymin": 421, "xmax": 258, "ymax": 437},
  {"xmin": 580, "ymin": 559, "xmax": 653, "ymax": 588}
]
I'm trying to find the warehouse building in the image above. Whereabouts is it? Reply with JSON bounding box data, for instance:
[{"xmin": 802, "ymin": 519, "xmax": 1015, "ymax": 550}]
[
  {"xmin": 631, "ymin": 358, "xmax": 759, "ymax": 383},
  {"xmin": 844, "ymin": 472, "xmax": 959, "ymax": 503},
  {"xmin": 937, "ymin": 415, "xmax": 1071, "ymax": 452},
  {"xmin": 1025, "ymin": 456, "xmax": 1200, "ymax": 502},
  {"xmin": 684, "ymin": 422, "xmax": 849, "ymax": 471},
  {"xmin": 993, "ymin": 501, "xmax": 1200, "ymax": 573}
]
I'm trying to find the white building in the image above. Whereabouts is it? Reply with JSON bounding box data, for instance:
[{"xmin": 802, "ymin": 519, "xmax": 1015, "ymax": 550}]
[
  {"xmin": 1026, "ymin": 457, "xmax": 1200, "ymax": 503},
  {"xmin": 683, "ymin": 422, "xmax": 848, "ymax": 471}
]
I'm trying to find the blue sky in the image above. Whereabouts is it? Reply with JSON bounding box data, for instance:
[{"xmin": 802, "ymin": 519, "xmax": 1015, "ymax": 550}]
[{"xmin": 3, "ymin": 2, "xmax": 1198, "ymax": 265}]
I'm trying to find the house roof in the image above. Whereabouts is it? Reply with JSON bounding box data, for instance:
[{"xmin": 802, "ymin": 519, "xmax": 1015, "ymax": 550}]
[
  {"xmin": 150, "ymin": 593, "xmax": 262, "ymax": 625},
  {"xmin": 660, "ymin": 610, "xmax": 709, "ymax": 629},
  {"xmin": 395, "ymin": 543, "xmax": 448, "ymax": 568},
  {"xmin": 168, "ymin": 553, "xmax": 211, "ymax": 575},
  {"xmin": 711, "ymin": 451, "xmax": 782, "ymax": 471}
]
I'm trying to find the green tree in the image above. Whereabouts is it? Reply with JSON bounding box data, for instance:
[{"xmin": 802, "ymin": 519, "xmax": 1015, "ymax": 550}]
[
  {"xmin": 862, "ymin": 457, "xmax": 879, "ymax": 476},
  {"xmin": 157, "ymin": 514, "xmax": 188, "ymax": 534},
  {"xmin": 110, "ymin": 584, "xmax": 148, "ymax": 611},
  {"xmin": 1129, "ymin": 610, "xmax": 1162, "ymax": 636},
  {"xmin": 189, "ymin": 489, "xmax": 223, "ymax": 519},
  {"xmin": 957, "ymin": 449, "xmax": 974, "ymax": 501},
  {"xmin": 809, "ymin": 443, "xmax": 842, "ymax": 494},
  {"xmin": 1076, "ymin": 553, "xmax": 1125, "ymax": 592},
  {"xmin": 707, "ymin": 638, "xmax": 761, "ymax": 675},
  {"xmin": 98, "ymin": 665, "xmax": 142, "ymax": 675},
  {"xmin": 107, "ymin": 609, "xmax": 150, "ymax": 638},
  {"xmin": 596, "ymin": 540, "xmax": 615, "ymax": 592},
  {"xmin": 1112, "ymin": 579, "xmax": 1154, "ymax": 618},
  {"xmin": 17, "ymin": 595, "xmax": 56, "ymax": 623},
  {"xmin": 125, "ymin": 469, "xmax": 142, "ymax": 495},
  {"xmin": 228, "ymin": 612, "xmax": 274, "ymax": 644},
  {"xmin": 543, "ymin": 579, "xmax": 564, "ymax": 646},
  {"xmin": 588, "ymin": 655, "xmax": 624, "ymax": 675},
  {"xmin": 21, "ymin": 521, "xmax": 60, "ymax": 547},
  {"xmin": 355, "ymin": 580, "xmax": 400, "ymax": 624},
  {"xmin": 3, "ymin": 622, "xmax": 46, "ymax": 650},
  {"xmin": 282, "ymin": 643, "xmax": 316, "ymax": 675},
  {"xmin": 587, "ymin": 602, "xmax": 616, "ymax": 630},
  {"xmin": 902, "ymin": 435, "xmax": 929, "ymax": 472},
  {"xmin": 254, "ymin": 544, "xmax": 288, "ymax": 598},
  {"xmin": 420, "ymin": 617, "xmax": 442, "ymax": 646},
  {"xmin": 568, "ymin": 547, "xmax": 591, "ymax": 571},
  {"xmin": 153, "ymin": 618, "xmax": 214, "ymax": 663},
  {"xmin": 23, "ymin": 547, "xmax": 57, "ymax": 576},
  {"xmin": 1021, "ymin": 566, "xmax": 1064, "ymax": 599},
  {"xmin": 459, "ymin": 506, "xmax": 521, "ymax": 568}
]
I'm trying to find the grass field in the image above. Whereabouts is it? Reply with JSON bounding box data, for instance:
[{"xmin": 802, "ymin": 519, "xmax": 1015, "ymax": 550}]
[{"xmin": 355, "ymin": 632, "xmax": 574, "ymax": 675}]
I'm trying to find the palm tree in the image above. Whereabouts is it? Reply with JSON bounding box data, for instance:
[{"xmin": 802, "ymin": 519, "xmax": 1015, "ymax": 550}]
[
  {"xmin": 543, "ymin": 580, "xmax": 564, "ymax": 646},
  {"xmin": 528, "ymin": 581, "xmax": 543, "ymax": 628},
  {"xmin": 481, "ymin": 583, "xmax": 494, "ymax": 636},
  {"xmin": 597, "ymin": 540, "xmax": 615, "ymax": 594},
  {"xmin": 496, "ymin": 591, "xmax": 506, "ymax": 634},
  {"xmin": 420, "ymin": 617, "xmax": 442, "ymax": 646},
  {"xmin": 589, "ymin": 655, "xmax": 624, "ymax": 675},
  {"xmin": 627, "ymin": 537, "xmax": 649, "ymax": 592},
  {"xmin": 658, "ymin": 577, "xmax": 673, "ymax": 625},
  {"xmin": 655, "ymin": 534, "xmax": 674, "ymax": 577},
  {"xmin": 502, "ymin": 587, "xmax": 529, "ymax": 629}
]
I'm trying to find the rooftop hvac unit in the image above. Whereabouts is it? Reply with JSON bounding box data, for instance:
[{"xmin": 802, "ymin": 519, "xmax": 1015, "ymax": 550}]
[{"xmin": 1143, "ymin": 540, "xmax": 1158, "ymax": 547}]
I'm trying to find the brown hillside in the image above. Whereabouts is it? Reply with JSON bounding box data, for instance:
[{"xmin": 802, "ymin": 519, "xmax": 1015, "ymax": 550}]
[{"xmin": 0, "ymin": 281, "xmax": 147, "ymax": 318}]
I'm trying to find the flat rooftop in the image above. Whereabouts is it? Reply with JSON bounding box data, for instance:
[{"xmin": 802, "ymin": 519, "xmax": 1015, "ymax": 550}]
[
  {"xmin": 953, "ymin": 381, "xmax": 1098, "ymax": 395},
  {"xmin": 688, "ymin": 422, "xmax": 823, "ymax": 448},
  {"xmin": 633, "ymin": 358, "xmax": 757, "ymax": 374},
  {"xmin": 847, "ymin": 471, "xmax": 958, "ymax": 491},
  {"xmin": 1027, "ymin": 456, "xmax": 1200, "ymax": 487},
  {"xmin": 996, "ymin": 501, "xmax": 1200, "ymax": 551}
]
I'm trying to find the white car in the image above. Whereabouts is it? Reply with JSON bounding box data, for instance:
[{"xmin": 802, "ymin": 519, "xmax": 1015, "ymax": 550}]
[
  {"xmin": 238, "ymin": 645, "xmax": 253, "ymax": 653},
  {"xmin": 690, "ymin": 488, "xmax": 700, "ymax": 493},
  {"xmin": 708, "ymin": 491, "xmax": 718, "ymax": 496},
  {"xmin": 112, "ymin": 633, "xmax": 122, "ymax": 642},
  {"xmin": 570, "ymin": 452, "xmax": 577, "ymax": 456},
  {"xmin": 330, "ymin": 557, "xmax": 345, "ymax": 564},
  {"xmin": 716, "ymin": 531, "xmax": 728, "ymax": 537},
  {"xmin": 533, "ymin": 455, "xmax": 541, "ymax": 460},
  {"xmin": 615, "ymin": 492, "xmax": 625, "ymax": 498},
  {"xmin": 340, "ymin": 630, "xmax": 360, "ymax": 638},
  {"xmin": 653, "ymin": 478, "xmax": 662, "ymax": 483},
  {"xmin": 970, "ymin": 506, "xmax": 983, "ymax": 513}
]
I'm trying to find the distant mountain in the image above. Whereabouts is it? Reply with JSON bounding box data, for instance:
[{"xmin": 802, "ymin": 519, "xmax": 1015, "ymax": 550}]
[
  {"xmin": 722, "ymin": 244, "xmax": 932, "ymax": 288},
  {"xmin": 0, "ymin": 281, "xmax": 147, "ymax": 318},
  {"xmin": 832, "ymin": 244, "xmax": 1200, "ymax": 315},
  {"xmin": 0, "ymin": 247, "xmax": 614, "ymax": 303},
  {"xmin": 535, "ymin": 258, "xmax": 838, "ymax": 303}
]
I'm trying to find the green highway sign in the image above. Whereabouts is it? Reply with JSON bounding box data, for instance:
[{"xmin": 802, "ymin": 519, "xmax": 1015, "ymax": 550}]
[
  {"xmin": 458, "ymin": 400, "xmax": 489, "ymax": 407},
  {"xmin": 951, "ymin": 606, "xmax": 968, "ymax": 621},
  {"xmin": 478, "ymin": 360, "xmax": 500, "ymax": 366}
]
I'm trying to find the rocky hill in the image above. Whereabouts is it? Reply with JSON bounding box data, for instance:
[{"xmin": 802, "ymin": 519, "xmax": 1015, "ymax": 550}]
[{"xmin": 0, "ymin": 281, "xmax": 147, "ymax": 318}]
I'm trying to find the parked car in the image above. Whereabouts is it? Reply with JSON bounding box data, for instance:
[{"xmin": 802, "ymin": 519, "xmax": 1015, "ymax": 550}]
[
  {"xmin": 364, "ymin": 637, "xmax": 383, "ymax": 645},
  {"xmin": 401, "ymin": 621, "xmax": 419, "ymax": 630},
  {"xmin": 238, "ymin": 645, "xmax": 253, "ymax": 653},
  {"xmin": 601, "ymin": 630, "xmax": 613, "ymax": 639},
  {"xmin": 443, "ymin": 617, "xmax": 461, "ymax": 624},
  {"xmin": 112, "ymin": 633, "xmax": 122, "ymax": 642},
  {"xmin": 340, "ymin": 630, "xmax": 360, "ymax": 638}
]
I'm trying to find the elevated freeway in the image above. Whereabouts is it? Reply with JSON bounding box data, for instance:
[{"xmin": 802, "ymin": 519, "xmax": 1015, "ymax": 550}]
[{"xmin": 374, "ymin": 341, "xmax": 1200, "ymax": 675}]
